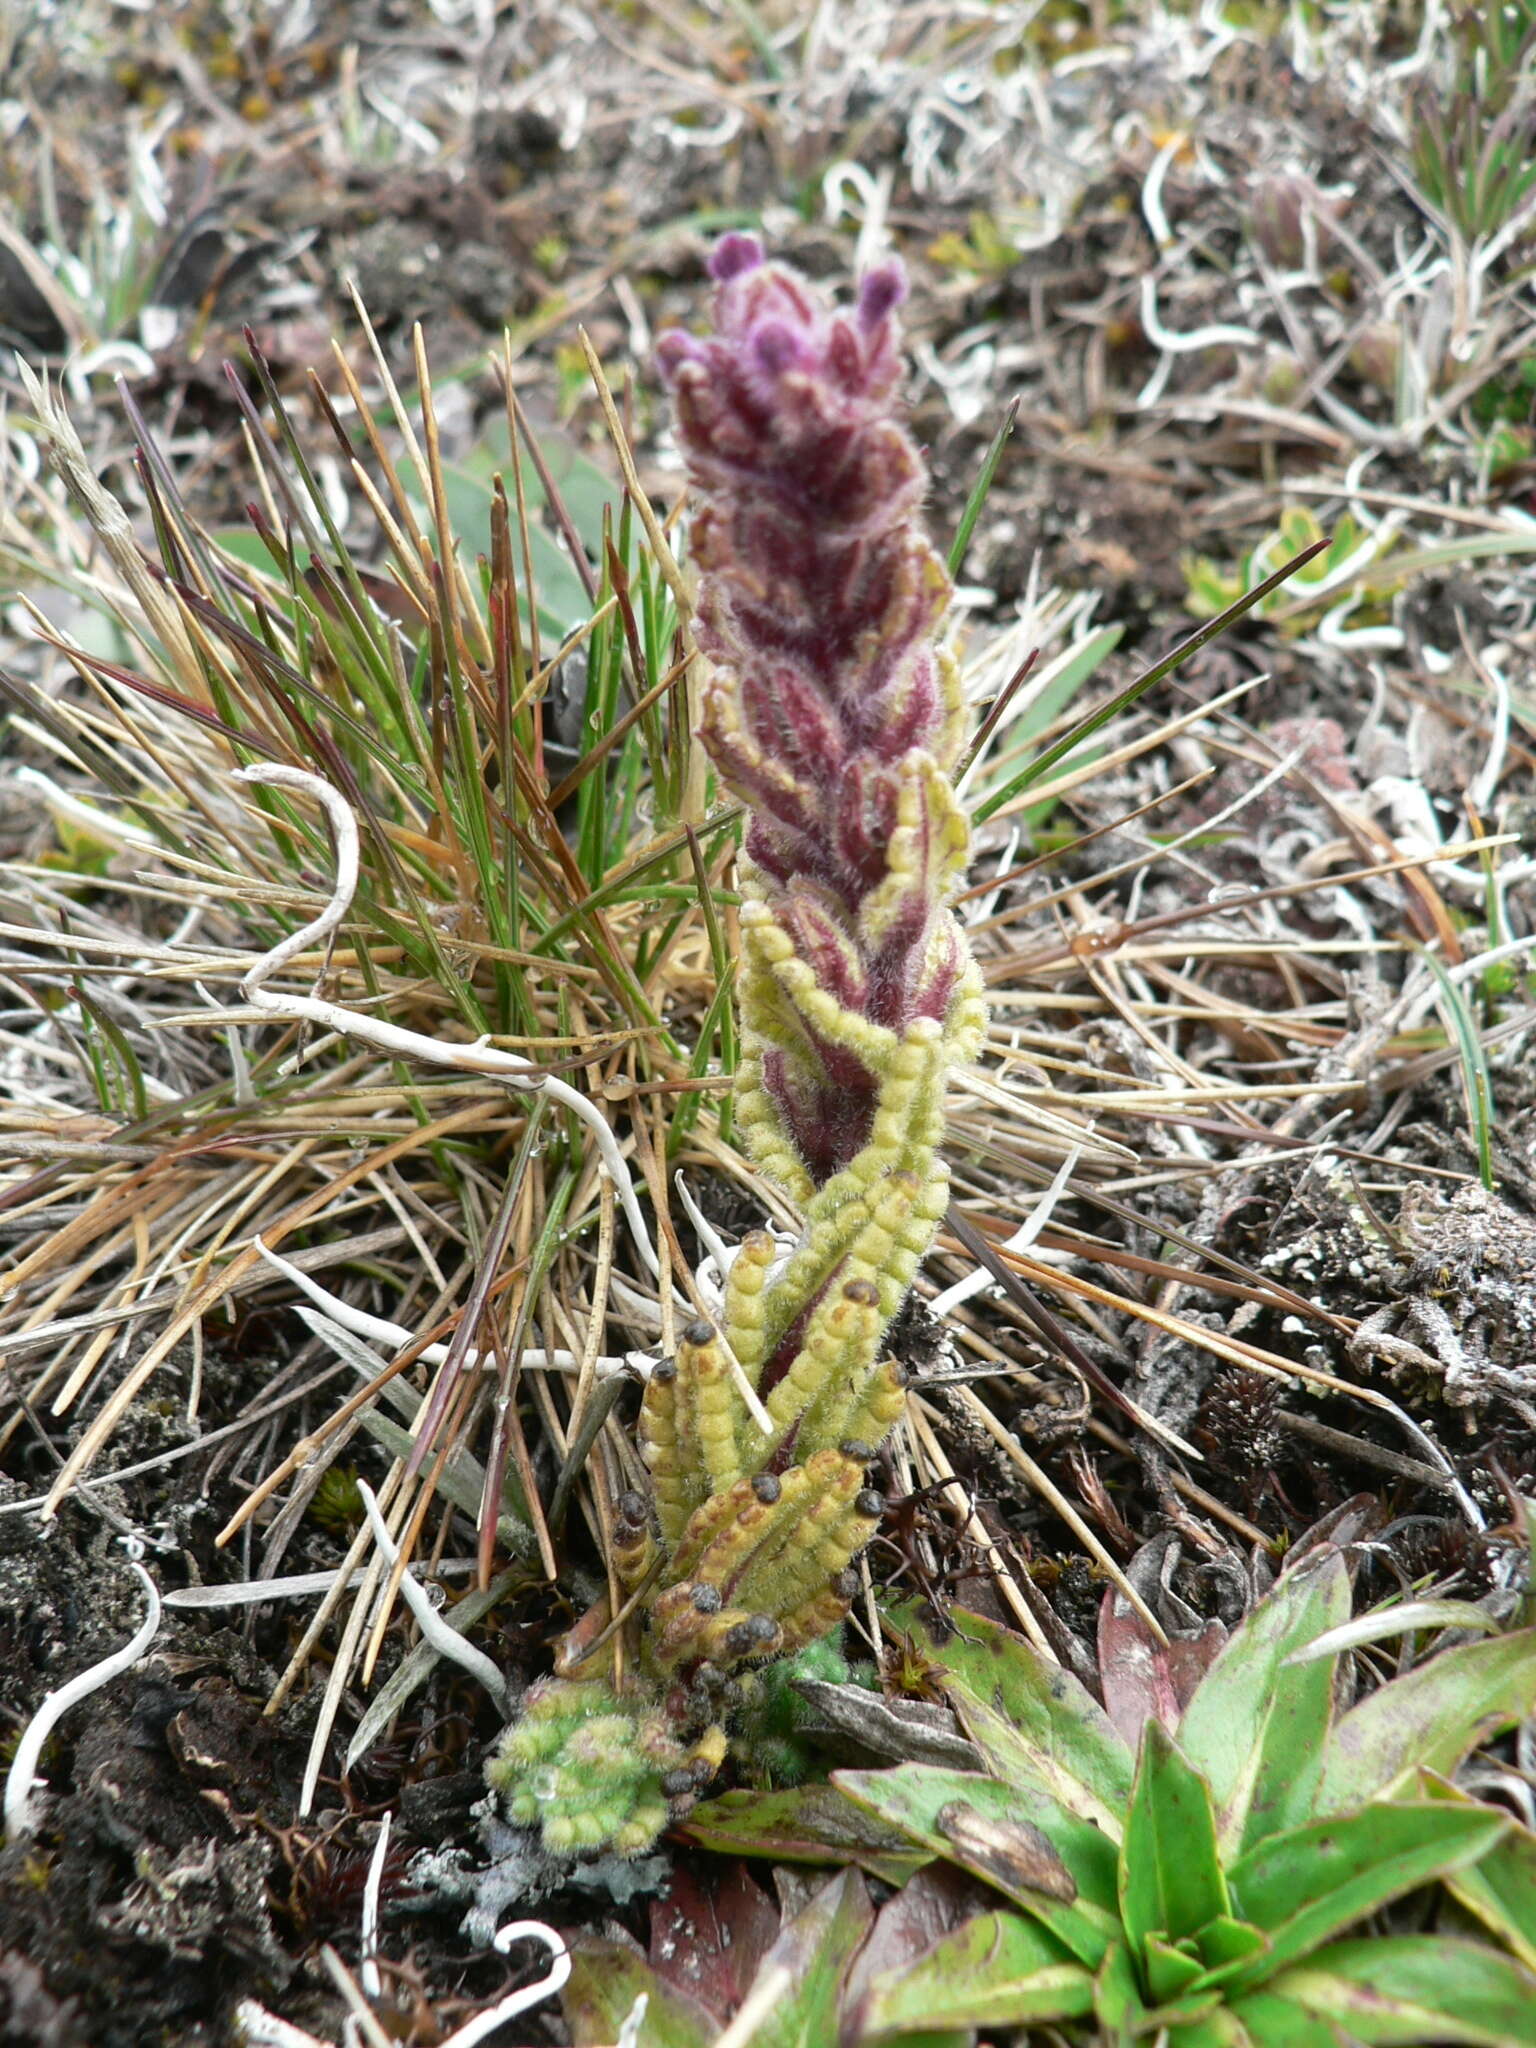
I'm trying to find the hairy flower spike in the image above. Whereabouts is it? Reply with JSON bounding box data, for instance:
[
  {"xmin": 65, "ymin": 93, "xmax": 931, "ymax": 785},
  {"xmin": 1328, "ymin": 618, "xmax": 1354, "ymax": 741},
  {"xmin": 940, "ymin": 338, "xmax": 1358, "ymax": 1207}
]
[
  {"xmin": 660, "ymin": 238, "xmax": 981, "ymax": 1217},
  {"xmin": 488, "ymin": 239, "xmax": 987, "ymax": 1858}
]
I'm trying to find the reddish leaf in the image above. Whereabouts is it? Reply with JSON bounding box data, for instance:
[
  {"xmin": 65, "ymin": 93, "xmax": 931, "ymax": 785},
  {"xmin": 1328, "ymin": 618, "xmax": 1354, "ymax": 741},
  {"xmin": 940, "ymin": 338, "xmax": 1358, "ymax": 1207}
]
[
  {"xmin": 1098, "ymin": 1588, "xmax": 1225, "ymax": 1751},
  {"xmin": 1163, "ymin": 1625, "xmax": 1228, "ymax": 1713},
  {"xmin": 647, "ymin": 1862, "xmax": 781, "ymax": 2019}
]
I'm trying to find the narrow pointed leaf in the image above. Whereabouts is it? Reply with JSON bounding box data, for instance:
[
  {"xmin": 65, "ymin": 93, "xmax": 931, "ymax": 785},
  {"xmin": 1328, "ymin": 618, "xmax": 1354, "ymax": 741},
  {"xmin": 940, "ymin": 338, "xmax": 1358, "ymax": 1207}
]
[
  {"xmin": 1314, "ymin": 1629, "xmax": 1536, "ymax": 1818},
  {"xmin": 975, "ymin": 536, "xmax": 1329, "ymax": 819},
  {"xmin": 1283, "ymin": 1601, "xmax": 1501, "ymax": 1666},
  {"xmin": 1094, "ymin": 1939, "xmax": 1224, "ymax": 2036},
  {"xmin": 1444, "ymin": 1821, "xmax": 1536, "ymax": 1975},
  {"xmin": 1093, "ymin": 1939, "xmax": 1147, "ymax": 2032},
  {"xmin": 1224, "ymin": 1803, "xmax": 1509, "ymax": 1985},
  {"xmin": 1197, "ymin": 1916, "xmax": 1270, "ymax": 1974},
  {"xmin": 835, "ymin": 1764, "xmax": 1119, "ymax": 1966},
  {"xmin": 1178, "ymin": 1552, "xmax": 1352, "ymax": 1855},
  {"xmin": 887, "ymin": 1599, "xmax": 1133, "ymax": 1832},
  {"xmin": 751, "ymin": 1868, "xmax": 872, "ymax": 2048},
  {"xmin": 1120, "ymin": 1721, "xmax": 1229, "ymax": 1951},
  {"xmin": 1274, "ymin": 1936, "xmax": 1536, "ymax": 2045},
  {"xmin": 859, "ymin": 1910, "xmax": 1094, "ymax": 2033}
]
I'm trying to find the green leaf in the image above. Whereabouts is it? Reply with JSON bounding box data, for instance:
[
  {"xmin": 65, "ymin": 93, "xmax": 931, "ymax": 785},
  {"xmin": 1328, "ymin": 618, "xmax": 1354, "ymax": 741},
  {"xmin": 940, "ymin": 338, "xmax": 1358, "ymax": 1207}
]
[
  {"xmin": 1314, "ymin": 1630, "xmax": 1536, "ymax": 1817},
  {"xmin": 1445, "ymin": 1820, "xmax": 1536, "ymax": 1974},
  {"xmin": 1283, "ymin": 1600, "xmax": 1502, "ymax": 1665},
  {"xmin": 1225, "ymin": 1988, "xmax": 1352, "ymax": 2046},
  {"xmin": 752, "ymin": 1868, "xmax": 872, "ymax": 2048},
  {"xmin": 1093, "ymin": 1938, "xmax": 1147, "ymax": 2032},
  {"xmin": 1120, "ymin": 1722, "xmax": 1229, "ymax": 1952},
  {"xmin": 1165, "ymin": 2006, "xmax": 1264, "ymax": 2048},
  {"xmin": 562, "ymin": 1941, "xmax": 716, "ymax": 2048},
  {"xmin": 1178, "ymin": 1552, "xmax": 1352, "ymax": 1855},
  {"xmin": 874, "ymin": 2036, "xmax": 973, "ymax": 2048},
  {"xmin": 395, "ymin": 415, "xmax": 608, "ymax": 638},
  {"xmin": 834, "ymin": 1765, "xmax": 1119, "ymax": 1967},
  {"xmin": 976, "ymin": 535, "xmax": 1329, "ymax": 823},
  {"xmin": 1418, "ymin": 949, "xmax": 1496, "ymax": 1190},
  {"xmin": 886, "ymin": 1599, "xmax": 1133, "ymax": 1833},
  {"xmin": 946, "ymin": 397, "xmax": 1018, "ymax": 576},
  {"xmin": 1093, "ymin": 1940, "xmax": 1224, "ymax": 2037},
  {"xmin": 1224, "ymin": 1802, "xmax": 1509, "ymax": 1985},
  {"xmin": 987, "ymin": 623, "xmax": 1125, "ymax": 764},
  {"xmin": 1196, "ymin": 1916, "xmax": 1273, "ymax": 1987},
  {"xmin": 1145, "ymin": 1933, "xmax": 1210, "ymax": 2003},
  {"xmin": 865, "ymin": 2033, "xmax": 972, "ymax": 2048},
  {"xmin": 858, "ymin": 1910, "xmax": 1094, "ymax": 2033},
  {"xmin": 681, "ymin": 1783, "xmax": 927, "ymax": 1883},
  {"xmin": 1273, "ymin": 1936, "xmax": 1536, "ymax": 2045}
]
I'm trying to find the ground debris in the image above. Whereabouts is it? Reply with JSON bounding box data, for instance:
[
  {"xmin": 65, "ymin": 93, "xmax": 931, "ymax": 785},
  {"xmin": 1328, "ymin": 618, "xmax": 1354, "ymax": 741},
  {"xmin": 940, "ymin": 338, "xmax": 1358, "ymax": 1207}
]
[{"xmin": 1349, "ymin": 1183, "xmax": 1536, "ymax": 1419}]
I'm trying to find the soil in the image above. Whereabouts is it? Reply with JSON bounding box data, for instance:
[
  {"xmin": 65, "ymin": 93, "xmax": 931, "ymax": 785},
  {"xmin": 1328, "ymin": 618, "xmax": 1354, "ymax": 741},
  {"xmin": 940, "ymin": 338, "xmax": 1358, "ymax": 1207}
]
[{"xmin": 3, "ymin": 3, "xmax": 1536, "ymax": 2044}]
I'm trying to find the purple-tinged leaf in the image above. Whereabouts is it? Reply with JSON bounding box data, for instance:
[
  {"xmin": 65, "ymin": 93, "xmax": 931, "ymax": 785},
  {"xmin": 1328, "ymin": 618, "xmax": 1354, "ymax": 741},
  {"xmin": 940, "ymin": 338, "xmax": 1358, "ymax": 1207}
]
[
  {"xmin": 834, "ymin": 1764, "xmax": 1118, "ymax": 1967},
  {"xmin": 1444, "ymin": 1814, "xmax": 1536, "ymax": 1975},
  {"xmin": 1314, "ymin": 1629, "xmax": 1536, "ymax": 1818},
  {"xmin": 647, "ymin": 1862, "xmax": 780, "ymax": 2018},
  {"xmin": 857, "ymin": 1909, "xmax": 1093, "ymax": 2035},
  {"xmin": 840, "ymin": 1863, "xmax": 990, "ymax": 2037},
  {"xmin": 750, "ymin": 1867, "xmax": 872, "ymax": 2048},
  {"xmin": 1177, "ymin": 1550, "xmax": 1352, "ymax": 1858},
  {"xmin": 562, "ymin": 1937, "xmax": 716, "ymax": 2048},
  {"xmin": 1225, "ymin": 1802, "xmax": 1509, "ymax": 1986},
  {"xmin": 884, "ymin": 1599, "xmax": 1132, "ymax": 1834},
  {"xmin": 1272, "ymin": 1936, "xmax": 1536, "ymax": 2044},
  {"xmin": 681, "ymin": 1782, "xmax": 928, "ymax": 1884}
]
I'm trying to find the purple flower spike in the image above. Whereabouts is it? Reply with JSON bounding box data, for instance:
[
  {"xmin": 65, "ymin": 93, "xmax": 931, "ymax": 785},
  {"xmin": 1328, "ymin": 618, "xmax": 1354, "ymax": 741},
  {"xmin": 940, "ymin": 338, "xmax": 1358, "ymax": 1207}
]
[{"xmin": 658, "ymin": 240, "xmax": 985, "ymax": 1214}]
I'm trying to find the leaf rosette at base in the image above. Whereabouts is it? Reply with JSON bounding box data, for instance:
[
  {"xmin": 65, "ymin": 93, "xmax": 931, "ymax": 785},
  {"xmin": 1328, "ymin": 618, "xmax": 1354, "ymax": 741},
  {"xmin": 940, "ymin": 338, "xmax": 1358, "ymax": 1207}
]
[{"xmin": 829, "ymin": 1551, "xmax": 1536, "ymax": 2044}]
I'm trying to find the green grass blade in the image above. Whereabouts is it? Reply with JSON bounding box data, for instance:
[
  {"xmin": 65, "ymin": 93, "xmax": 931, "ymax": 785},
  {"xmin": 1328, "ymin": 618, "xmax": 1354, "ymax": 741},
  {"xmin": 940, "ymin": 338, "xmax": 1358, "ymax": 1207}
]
[{"xmin": 974, "ymin": 538, "xmax": 1330, "ymax": 823}]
